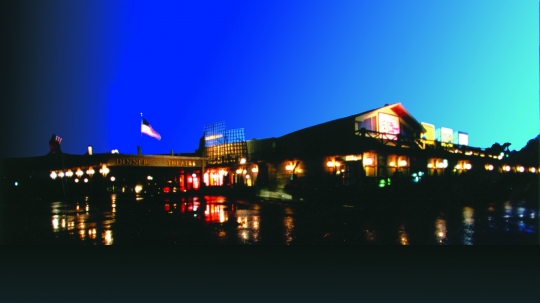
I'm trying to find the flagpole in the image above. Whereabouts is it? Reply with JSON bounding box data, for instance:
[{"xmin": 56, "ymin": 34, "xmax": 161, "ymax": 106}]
[{"xmin": 139, "ymin": 113, "xmax": 142, "ymax": 153}]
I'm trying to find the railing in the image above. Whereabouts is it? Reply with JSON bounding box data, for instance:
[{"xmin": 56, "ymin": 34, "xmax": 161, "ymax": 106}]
[{"xmin": 354, "ymin": 129, "xmax": 502, "ymax": 159}]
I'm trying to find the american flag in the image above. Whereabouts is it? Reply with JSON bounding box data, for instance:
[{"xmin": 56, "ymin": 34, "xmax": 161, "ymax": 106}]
[{"xmin": 141, "ymin": 118, "xmax": 161, "ymax": 140}]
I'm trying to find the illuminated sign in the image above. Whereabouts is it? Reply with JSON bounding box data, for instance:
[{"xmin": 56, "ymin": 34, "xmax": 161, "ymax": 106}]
[
  {"xmin": 420, "ymin": 122, "xmax": 435, "ymax": 141},
  {"xmin": 378, "ymin": 113, "xmax": 400, "ymax": 140},
  {"xmin": 453, "ymin": 131, "xmax": 468, "ymax": 146},
  {"xmin": 205, "ymin": 134, "xmax": 223, "ymax": 141},
  {"xmin": 107, "ymin": 157, "xmax": 202, "ymax": 167},
  {"xmin": 436, "ymin": 127, "xmax": 453, "ymax": 143}
]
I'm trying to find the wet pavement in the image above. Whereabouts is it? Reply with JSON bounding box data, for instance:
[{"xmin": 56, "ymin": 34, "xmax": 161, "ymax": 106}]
[{"xmin": 0, "ymin": 191, "xmax": 537, "ymax": 245}]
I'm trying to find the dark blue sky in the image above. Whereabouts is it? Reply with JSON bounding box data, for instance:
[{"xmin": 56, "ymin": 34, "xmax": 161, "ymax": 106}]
[{"xmin": 2, "ymin": 0, "xmax": 538, "ymax": 158}]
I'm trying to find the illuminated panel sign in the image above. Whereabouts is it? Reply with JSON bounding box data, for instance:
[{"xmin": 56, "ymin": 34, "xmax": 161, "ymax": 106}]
[
  {"xmin": 378, "ymin": 113, "xmax": 400, "ymax": 140},
  {"xmin": 453, "ymin": 131, "xmax": 468, "ymax": 146},
  {"xmin": 205, "ymin": 134, "xmax": 223, "ymax": 141},
  {"xmin": 107, "ymin": 156, "xmax": 202, "ymax": 167},
  {"xmin": 420, "ymin": 122, "xmax": 435, "ymax": 141},
  {"xmin": 436, "ymin": 127, "xmax": 453, "ymax": 143}
]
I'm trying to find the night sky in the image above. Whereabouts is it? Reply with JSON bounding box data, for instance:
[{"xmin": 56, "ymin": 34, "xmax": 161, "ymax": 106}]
[{"xmin": 2, "ymin": 0, "xmax": 538, "ymax": 158}]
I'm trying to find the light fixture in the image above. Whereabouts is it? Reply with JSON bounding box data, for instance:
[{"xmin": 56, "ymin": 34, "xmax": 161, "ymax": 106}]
[
  {"xmin": 398, "ymin": 160, "xmax": 407, "ymax": 167},
  {"xmin": 86, "ymin": 167, "xmax": 95, "ymax": 177},
  {"xmin": 427, "ymin": 163, "xmax": 433, "ymax": 168},
  {"xmin": 364, "ymin": 158, "xmax": 373, "ymax": 166},
  {"xmin": 518, "ymin": 166, "xmax": 524, "ymax": 173},
  {"xmin": 50, "ymin": 171, "xmax": 57, "ymax": 180},
  {"xmin": 252, "ymin": 167, "xmax": 258, "ymax": 173},
  {"xmin": 327, "ymin": 161, "xmax": 334, "ymax": 167},
  {"xmin": 84, "ymin": 178, "xmax": 89, "ymax": 183},
  {"xmin": 236, "ymin": 169, "xmax": 242, "ymax": 174},
  {"xmin": 66, "ymin": 170, "xmax": 73, "ymax": 178},
  {"xmin": 147, "ymin": 175, "xmax": 153, "ymax": 180},
  {"xmin": 99, "ymin": 165, "xmax": 110, "ymax": 177},
  {"xmin": 464, "ymin": 163, "xmax": 472, "ymax": 170},
  {"xmin": 239, "ymin": 158, "xmax": 246, "ymax": 164},
  {"xmin": 76, "ymin": 169, "xmax": 84, "ymax": 178},
  {"xmin": 58, "ymin": 171, "xmax": 65, "ymax": 178},
  {"xmin": 110, "ymin": 176, "xmax": 116, "ymax": 182}
]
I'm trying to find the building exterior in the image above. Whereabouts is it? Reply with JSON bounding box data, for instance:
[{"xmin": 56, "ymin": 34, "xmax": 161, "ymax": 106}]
[
  {"xmin": 197, "ymin": 103, "xmax": 538, "ymax": 194},
  {"xmin": 3, "ymin": 103, "xmax": 536, "ymax": 198}
]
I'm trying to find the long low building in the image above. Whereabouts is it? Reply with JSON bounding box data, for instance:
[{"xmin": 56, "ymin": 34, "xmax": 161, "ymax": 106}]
[
  {"xmin": 2, "ymin": 103, "xmax": 537, "ymax": 198},
  {"xmin": 200, "ymin": 103, "xmax": 539, "ymax": 192}
]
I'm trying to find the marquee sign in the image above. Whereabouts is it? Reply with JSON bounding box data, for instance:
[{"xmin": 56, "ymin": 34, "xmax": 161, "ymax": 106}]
[{"xmin": 106, "ymin": 156, "xmax": 202, "ymax": 168}]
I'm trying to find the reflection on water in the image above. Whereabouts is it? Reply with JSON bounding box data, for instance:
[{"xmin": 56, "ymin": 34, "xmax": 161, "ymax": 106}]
[
  {"xmin": 397, "ymin": 224, "xmax": 409, "ymax": 245},
  {"xmin": 0, "ymin": 192, "xmax": 536, "ymax": 245},
  {"xmin": 462, "ymin": 207, "xmax": 474, "ymax": 245},
  {"xmin": 364, "ymin": 229, "xmax": 377, "ymax": 243},
  {"xmin": 284, "ymin": 216, "xmax": 294, "ymax": 245},
  {"xmin": 236, "ymin": 209, "xmax": 260, "ymax": 244},
  {"xmin": 41, "ymin": 196, "xmax": 540, "ymax": 245},
  {"xmin": 435, "ymin": 217, "xmax": 447, "ymax": 244},
  {"xmin": 50, "ymin": 194, "xmax": 116, "ymax": 245}
]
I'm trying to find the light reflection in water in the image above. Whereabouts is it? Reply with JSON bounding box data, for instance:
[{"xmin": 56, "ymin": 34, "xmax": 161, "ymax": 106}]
[
  {"xmin": 42, "ymin": 194, "xmax": 538, "ymax": 245},
  {"xmin": 89, "ymin": 228, "xmax": 97, "ymax": 239},
  {"xmin": 50, "ymin": 195, "xmax": 116, "ymax": 244},
  {"xmin": 365, "ymin": 229, "xmax": 377, "ymax": 243},
  {"xmin": 103, "ymin": 230, "xmax": 113, "ymax": 245},
  {"xmin": 503, "ymin": 201, "xmax": 512, "ymax": 218},
  {"xmin": 284, "ymin": 216, "xmax": 294, "ymax": 245},
  {"xmin": 236, "ymin": 209, "xmax": 260, "ymax": 244},
  {"xmin": 435, "ymin": 217, "xmax": 447, "ymax": 244},
  {"xmin": 397, "ymin": 224, "xmax": 409, "ymax": 245},
  {"xmin": 462, "ymin": 207, "xmax": 474, "ymax": 245}
]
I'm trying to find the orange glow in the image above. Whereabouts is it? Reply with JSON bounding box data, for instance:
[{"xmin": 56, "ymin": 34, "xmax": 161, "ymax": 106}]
[{"xmin": 86, "ymin": 167, "xmax": 95, "ymax": 176}]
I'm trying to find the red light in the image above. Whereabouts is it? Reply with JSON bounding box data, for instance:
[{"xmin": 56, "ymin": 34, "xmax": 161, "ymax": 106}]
[
  {"xmin": 164, "ymin": 204, "xmax": 170, "ymax": 211},
  {"xmin": 163, "ymin": 186, "xmax": 170, "ymax": 193}
]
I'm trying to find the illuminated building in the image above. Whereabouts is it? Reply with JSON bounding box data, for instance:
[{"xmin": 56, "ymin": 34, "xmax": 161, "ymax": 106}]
[{"xmin": 1, "ymin": 103, "xmax": 537, "ymax": 198}]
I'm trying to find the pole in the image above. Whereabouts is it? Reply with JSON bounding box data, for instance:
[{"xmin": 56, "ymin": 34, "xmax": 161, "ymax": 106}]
[{"xmin": 139, "ymin": 112, "xmax": 143, "ymax": 155}]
